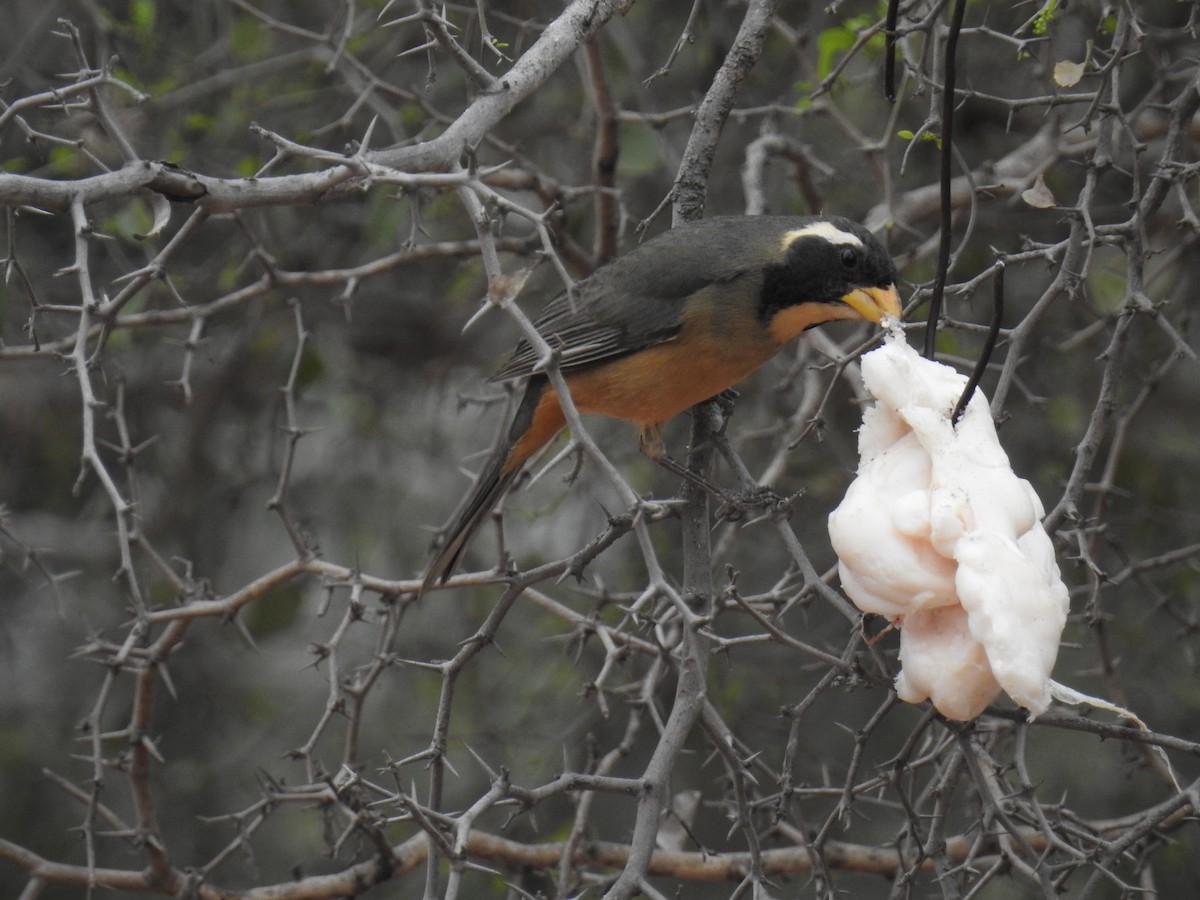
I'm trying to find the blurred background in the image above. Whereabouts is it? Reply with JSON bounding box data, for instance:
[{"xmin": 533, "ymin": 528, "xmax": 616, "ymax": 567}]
[{"xmin": 1, "ymin": 0, "xmax": 1199, "ymax": 897}]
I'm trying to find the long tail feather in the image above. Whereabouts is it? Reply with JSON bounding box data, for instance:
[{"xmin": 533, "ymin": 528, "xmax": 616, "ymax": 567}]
[
  {"xmin": 419, "ymin": 378, "xmax": 552, "ymax": 595},
  {"xmin": 419, "ymin": 453, "xmax": 520, "ymax": 594}
]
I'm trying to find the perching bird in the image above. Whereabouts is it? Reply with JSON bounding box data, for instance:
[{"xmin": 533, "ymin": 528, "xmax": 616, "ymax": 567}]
[{"xmin": 421, "ymin": 215, "xmax": 901, "ymax": 593}]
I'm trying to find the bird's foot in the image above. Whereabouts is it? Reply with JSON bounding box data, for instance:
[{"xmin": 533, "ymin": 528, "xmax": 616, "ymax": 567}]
[{"xmin": 712, "ymin": 388, "xmax": 740, "ymax": 417}]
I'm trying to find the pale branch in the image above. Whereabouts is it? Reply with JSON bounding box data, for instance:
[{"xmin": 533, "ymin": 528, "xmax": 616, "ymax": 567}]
[
  {"xmin": 0, "ymin": 237, "xmax": 535, "ymax": 361},
  {"xmin": 3, "ymin": 2, "xmax": 1199, "ymax": 898},
  {"xmin": 4, "ymin": 792, "xmax": 1196, "ymax": 900},
  {"xmin": 671, "ymin": 0, "xmax": 779, "ymax": 224},
  {"xmin": 1, "ymin": 0, "xmax": 635, "ymax": 216},
  {"xmin": 267, "ymin": 300, "xmax": 317, "ymax": 557}
]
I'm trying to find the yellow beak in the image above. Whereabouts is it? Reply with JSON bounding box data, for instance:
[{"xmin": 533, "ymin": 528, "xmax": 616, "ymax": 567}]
[{"xmin": 841, "ymin": 284, "xmax": 903, "ymax": 324}]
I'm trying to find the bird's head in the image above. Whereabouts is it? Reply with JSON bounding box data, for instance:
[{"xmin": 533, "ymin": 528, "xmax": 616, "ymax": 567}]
[{"xmin": 760, "ymin": 217, "xmax": 901, "ymax": 344}]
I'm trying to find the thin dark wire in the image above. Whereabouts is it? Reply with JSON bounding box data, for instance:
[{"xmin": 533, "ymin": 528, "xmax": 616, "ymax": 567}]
[
  {"xmin": 884, "ymin": 0, "xmax": 900, "ymax": 102},
  {"xmin": 951, "ymin": 262, "xmax": 1004, "ymax": 425},
  {"xmin": 923, "ymin": 0, "xmax": 967, "ymax": 360}
]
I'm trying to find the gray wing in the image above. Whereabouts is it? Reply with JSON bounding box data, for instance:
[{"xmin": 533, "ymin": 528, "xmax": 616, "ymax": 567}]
[
  {"xmin": 489, "ymin": 287, "xmax": 681, "ymax": 382},
  {"xmin": 488, "ymin": 217, "xmax": 781, "ymax": 383}
]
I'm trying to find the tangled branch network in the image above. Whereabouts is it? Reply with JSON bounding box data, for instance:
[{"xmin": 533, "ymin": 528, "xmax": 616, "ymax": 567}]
[{"xmin": 1, "ymin": 2, "xmax": 1199, "ymax": 898}]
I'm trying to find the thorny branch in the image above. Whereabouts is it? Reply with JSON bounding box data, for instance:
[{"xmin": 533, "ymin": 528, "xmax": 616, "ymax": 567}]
[{"xmin": 1, "ymin": 1, "xmax": 1199, "ymax": 899}]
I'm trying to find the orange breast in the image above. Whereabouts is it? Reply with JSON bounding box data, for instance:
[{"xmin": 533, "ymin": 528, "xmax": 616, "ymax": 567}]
[
  {"xmin": 564, "ymin": 336, "xmax": 765, "ymax": 425},
  {"xmin": 563, "ymin": 293, "xmax": 780, "ymax": 426},
  {"xmin": 505, "ymin": 289, "xmax": 822, "ymax": 472}
]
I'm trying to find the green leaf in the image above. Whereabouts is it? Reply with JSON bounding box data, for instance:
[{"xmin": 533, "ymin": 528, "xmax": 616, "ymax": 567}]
[
  {"xmin": 897, "ymin": 129, "xmax": 941, "ymax": 149},
  {"xmin": 235, "ymin": 156, "xmax": 261, "ymax": 177},
  {"xmin": 48, "ymin": 146, "xmax": 80, "ymax": 177},
  {"xmin": 816, "ymin": 26, "xmax": 856, "ymax": 80},
  {"xmin": 231, "ymin": 15, "xmax": 271, "ymax": 62},
  {"xmin": 184, "ymin": 112, "xmax": 214, "ymax": 134},
  {"xmin": 130, "ymin": 0, "xmax": 156, "ymax": 35},
  {"xmin": 1032, "ymin": 0, "xmax": 1059, "ymax": 36}
]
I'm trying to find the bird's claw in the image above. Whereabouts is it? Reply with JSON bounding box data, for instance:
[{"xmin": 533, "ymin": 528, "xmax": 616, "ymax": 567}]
[{"xmin": 713, "ymin": 388, "xmax": 740, "ymax": 417}]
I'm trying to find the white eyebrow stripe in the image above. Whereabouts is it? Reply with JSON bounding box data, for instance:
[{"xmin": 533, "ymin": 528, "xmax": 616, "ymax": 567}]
[{"xmin": 781, "ymin": 221, "xmax": 864, "ymax": 250}]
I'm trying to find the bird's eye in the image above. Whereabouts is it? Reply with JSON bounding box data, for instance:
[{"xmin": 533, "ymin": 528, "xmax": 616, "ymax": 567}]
[{"xmin": 840, "ymin": 247, "xmax": 858, "ymax": 268}]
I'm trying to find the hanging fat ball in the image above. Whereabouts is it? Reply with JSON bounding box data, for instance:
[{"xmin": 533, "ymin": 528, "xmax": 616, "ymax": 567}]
[
  {"xmin": 422, "ymin": 214, "xmax": 902, "ymax": 595},
  {"xmin": 828, "ymin": 324, "xmax": 1070, "ymax": 720}
]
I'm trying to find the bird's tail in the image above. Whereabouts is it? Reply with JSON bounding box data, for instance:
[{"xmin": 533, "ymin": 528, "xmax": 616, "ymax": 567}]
[{"xmin": 420, "ymin": 377, "xmax": 555, "ymax": 595}]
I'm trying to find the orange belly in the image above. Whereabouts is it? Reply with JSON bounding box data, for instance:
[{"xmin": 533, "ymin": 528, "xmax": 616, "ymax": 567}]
[
  {"xmin": 502, "ymin": 292, "xmax": 812, "ymax": 473},
  {"xmin": 566, "ymin": 335, "xmax": 772, "ymax": 426},
  {"xmin": 504, "ymin": 326, "xmax": 776, "ymax": 474}
]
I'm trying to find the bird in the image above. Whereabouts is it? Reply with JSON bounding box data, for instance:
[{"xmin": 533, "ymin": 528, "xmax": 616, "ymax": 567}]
[{"xmin": 421, "ymin": 214, "xmax": 901, "ymax": 594}]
